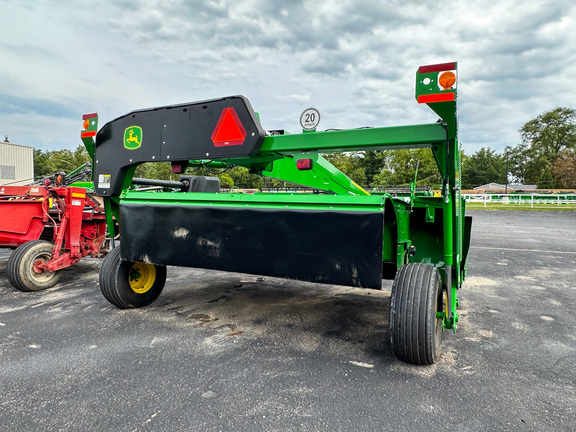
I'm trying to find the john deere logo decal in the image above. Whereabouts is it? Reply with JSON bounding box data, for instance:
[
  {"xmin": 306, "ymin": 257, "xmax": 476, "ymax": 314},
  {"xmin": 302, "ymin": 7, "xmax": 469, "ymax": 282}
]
[{"xmin": 124, "ymin": 126, "xmax": 142, "ymax": 150}]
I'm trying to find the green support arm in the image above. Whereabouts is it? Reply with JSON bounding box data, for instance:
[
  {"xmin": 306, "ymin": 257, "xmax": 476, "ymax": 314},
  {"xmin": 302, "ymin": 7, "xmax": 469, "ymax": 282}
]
[
  {"xmin": 258, "ymin": 123, "xmax": 450, "ymax": 154},
  {"xmin": 415, "ymin": 61, "xmax": 460, "ymax": 329},
  {"xmin": 261, "ymin": 153, "xmax": 370, "ymax": 196},
  {"xmin": 191, "ymin": 121, "xmax": 452, "ymax": 176}
]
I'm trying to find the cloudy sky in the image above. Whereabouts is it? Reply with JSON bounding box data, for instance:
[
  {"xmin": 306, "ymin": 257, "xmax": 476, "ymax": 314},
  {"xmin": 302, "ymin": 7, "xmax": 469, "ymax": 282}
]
[{"xmin": 1, "ymin": 0, "xmax": 575, "ymax": 156}]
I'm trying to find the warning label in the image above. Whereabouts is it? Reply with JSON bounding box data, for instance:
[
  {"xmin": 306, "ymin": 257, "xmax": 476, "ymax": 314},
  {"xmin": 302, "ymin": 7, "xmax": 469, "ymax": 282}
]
[{"xmin": 98, "ymin": 174, "xmax": 111, "ymax": 189}]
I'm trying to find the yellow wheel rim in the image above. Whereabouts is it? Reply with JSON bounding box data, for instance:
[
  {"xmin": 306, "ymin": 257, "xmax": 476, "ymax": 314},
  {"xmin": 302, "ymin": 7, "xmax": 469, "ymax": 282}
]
[{"xmin": 128, "ymin": 262, "xmax": 156, "ymax": 294}]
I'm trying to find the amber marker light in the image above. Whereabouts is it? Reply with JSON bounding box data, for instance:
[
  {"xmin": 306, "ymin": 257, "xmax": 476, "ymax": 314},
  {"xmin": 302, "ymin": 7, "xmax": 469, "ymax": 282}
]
[{"xmin": 439, "ymin": 71, "xmax": 456, "ymax": 89}]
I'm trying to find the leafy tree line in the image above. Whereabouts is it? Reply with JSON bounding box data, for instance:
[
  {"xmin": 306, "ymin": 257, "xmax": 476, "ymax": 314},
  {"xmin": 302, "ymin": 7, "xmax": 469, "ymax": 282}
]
[
  {"xmin": 33, "ymin": 107, "xmax": 576, "ymax": 190},
  {"xmin": 326, "ymin": 106, "xmax": 576, "ymax": 189},
  {"xmin": 33, "ymin": 146, "xmax": 91, "ymax": 179},
  {"xmin": 506, "ymin": 107, "xmax": 576, "ymax": 188}
]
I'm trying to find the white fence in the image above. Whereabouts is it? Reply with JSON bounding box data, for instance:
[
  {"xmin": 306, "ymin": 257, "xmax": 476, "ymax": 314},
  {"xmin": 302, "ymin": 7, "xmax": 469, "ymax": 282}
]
[{"xmin": 463, "ymin": 193, "xmax": 576, "ymax": 207}]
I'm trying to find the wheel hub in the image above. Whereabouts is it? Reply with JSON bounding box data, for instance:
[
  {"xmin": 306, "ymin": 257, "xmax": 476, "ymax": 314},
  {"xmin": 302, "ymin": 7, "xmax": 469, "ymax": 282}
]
[
  {"xmin": 32, "ymin": 259, "xmax": 46, "ymax": 274},
  {"xmin": 129, "ymin": 262, "xmax": 156, "ymax": 294}
]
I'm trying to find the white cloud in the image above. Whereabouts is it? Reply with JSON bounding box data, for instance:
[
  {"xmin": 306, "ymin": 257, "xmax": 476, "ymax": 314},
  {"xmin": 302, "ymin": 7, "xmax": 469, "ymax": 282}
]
[{"xmin": 0, "ymin": 0, "xmax": 575, "ymax": 155}]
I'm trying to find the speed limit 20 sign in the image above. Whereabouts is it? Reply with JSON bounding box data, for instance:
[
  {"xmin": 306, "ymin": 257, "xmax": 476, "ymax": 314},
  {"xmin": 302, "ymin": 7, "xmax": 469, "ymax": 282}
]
[{"xmin": 300, "ymin": 108, "xmax": 321, "ymax": 131}]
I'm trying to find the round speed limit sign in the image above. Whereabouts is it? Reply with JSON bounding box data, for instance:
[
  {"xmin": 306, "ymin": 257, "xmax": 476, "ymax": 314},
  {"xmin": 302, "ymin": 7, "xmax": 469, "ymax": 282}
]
[{"xmin": 300, "ymin": 107, "xmax": 321, "ymax": 131}]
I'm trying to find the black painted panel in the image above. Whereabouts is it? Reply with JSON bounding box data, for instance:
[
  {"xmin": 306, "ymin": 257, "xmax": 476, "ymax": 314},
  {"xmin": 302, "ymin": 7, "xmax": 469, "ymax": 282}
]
[
  {"xmin": 93, "ymin": 96, "xmax": 264, "ymax": 196},
  {"xmin": 119, "ymin": 205, "xmax": 384, "ymax": 289}
]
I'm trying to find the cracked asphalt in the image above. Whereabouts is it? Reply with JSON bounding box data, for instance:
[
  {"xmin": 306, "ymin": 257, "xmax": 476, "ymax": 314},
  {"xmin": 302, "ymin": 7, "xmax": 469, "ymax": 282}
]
[{"xmin": 0, "ymin": 210, "xmax": 574, "ymax": 431}]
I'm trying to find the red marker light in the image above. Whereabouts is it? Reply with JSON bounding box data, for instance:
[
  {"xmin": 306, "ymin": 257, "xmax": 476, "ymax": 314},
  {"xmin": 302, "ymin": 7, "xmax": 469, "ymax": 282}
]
[
  {"xmin": 211, "ymin": 107, "xmax": 247, "ymax": 147},
  {"xmin": 417, "ymin": 93, "xmax": 455, "ymax": 104},
  {"xmin": 418, "ymin": 62, "xmax": 457, "ymax": 74},
  {"xmin": 296, "ymin": 159, "xmax": 313, "ymax": 170},
  {"xmin": 171, "ymin": 161, "xmax": 189, "ymax": 174}
]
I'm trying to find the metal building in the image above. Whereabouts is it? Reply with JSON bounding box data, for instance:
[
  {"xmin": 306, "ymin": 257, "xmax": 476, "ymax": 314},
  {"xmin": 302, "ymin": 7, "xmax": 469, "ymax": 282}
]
[{"xmin": 0, "ymin": 138, "xmax": 34, "ymax": 186}]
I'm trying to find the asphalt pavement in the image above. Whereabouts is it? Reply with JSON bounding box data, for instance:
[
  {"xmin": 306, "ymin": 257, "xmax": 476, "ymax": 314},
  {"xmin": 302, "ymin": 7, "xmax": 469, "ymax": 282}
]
[{"xmin": 0, "ymin": 210, "xmax": 575, "ymax": 431}]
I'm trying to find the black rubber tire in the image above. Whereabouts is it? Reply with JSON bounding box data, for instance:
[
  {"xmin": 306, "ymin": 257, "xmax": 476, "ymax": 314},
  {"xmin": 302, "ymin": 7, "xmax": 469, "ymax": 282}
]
[
  {"xmin": 7, "ymin": 240, "xmax": 62, "ymax": 292},
  {"xmin": 390, "ymin": 262, "xmax": 443, "ymax": 365},
  {"xmin": 99, "ymin": 246, "xmax": 167, "ymax": 309}
]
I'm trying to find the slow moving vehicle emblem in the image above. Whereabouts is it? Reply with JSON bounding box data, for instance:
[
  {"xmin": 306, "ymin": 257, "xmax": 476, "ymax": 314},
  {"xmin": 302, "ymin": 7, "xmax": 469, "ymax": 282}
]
[
  {"xmin": 124, "ymin": 126, "xmax": 142, "ymax": 150},
  {"xmin": 211, "ymin": 107, "xmax": 246, "ymax": 147}
]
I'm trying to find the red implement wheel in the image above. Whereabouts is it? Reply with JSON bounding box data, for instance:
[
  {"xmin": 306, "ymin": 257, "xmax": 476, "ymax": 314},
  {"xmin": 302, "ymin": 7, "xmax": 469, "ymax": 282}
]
[{"xmin": 7, "ymin": 240, "xmax": 62, "ymax": 292}]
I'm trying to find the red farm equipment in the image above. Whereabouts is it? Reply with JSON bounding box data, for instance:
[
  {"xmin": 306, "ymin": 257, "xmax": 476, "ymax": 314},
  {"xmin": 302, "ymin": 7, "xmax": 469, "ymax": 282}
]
[{"xmin": 0, "ymin": 114, "xmax": 109, "ymax": 291}]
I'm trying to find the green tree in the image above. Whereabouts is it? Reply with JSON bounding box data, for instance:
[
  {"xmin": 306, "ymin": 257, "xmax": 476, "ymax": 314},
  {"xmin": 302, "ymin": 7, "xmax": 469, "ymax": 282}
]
[
  {"xmin": 506, "ymin": 107, "xmax": 576, "ymax": 187},
  {"xmin": 537, "ymin": 164, "xmax": 554, "ymax": 189},
  {"xmin": 362, "ymin": 151, "xmax": 387, "ymax": 186},
  {"xmin": 505, "ymin": 144, "xmax": 545, "ymax": 185},
  {"xmin": 227, "ymin": 167, "xmax": 264, "ymax": 188},
  {"xmin": 73, "ymin": 145, "xmax": 90, "ymax": 166},
  {"xmin": 519, "ymin": 107, "xmax": 576, "ymax": 163},
  {"xmin": 33, "ymin": 149, "xmax": 52, "ymax": 178},
  {"xmin": 551, "ymin": 151, "xmax": 576, "ymax": 188},
  {"xmin": 323, "ymin": 153, "xmax": 367, "ymax": 186},
  {"xmin": 461, "ymin": 148, "xmax": 505, "ymax": 188},
  {"xmin": 33, "ymin": 145, "xmax": 91, "ymax": 179},
  {"xmin": 219, "ymin": 173, "xmax": 234, "ymax": 188},
  {"xmin": 48, "ymin": 149, "xmax": 78, "ymax": 173},
  {"xmin": 134, "ymin": 162, "xmax": 173, "ymax": 180},
  {"xmin": 373, "ymin": 149, "xmax": 440, "ymax": 188}
]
